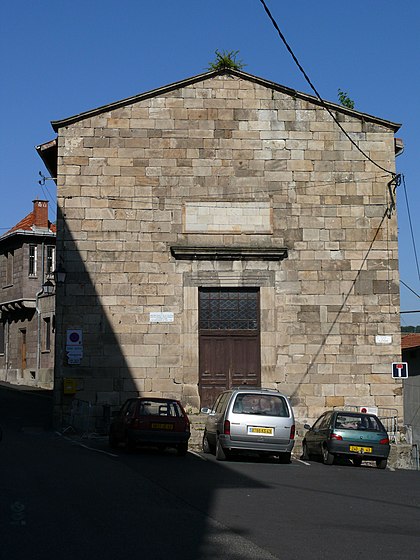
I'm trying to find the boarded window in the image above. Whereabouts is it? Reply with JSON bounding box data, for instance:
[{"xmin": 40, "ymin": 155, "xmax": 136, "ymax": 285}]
[
  {"xmin": 44, "ymin": 317, "xmax": 51, "ymax": 351},
  {"xmin": 0, "ymin": 323, "xmax": 4, "ymax": 354},
  {"xmin": 6, "ymin": 251, "xmax": 14, "ymax": 285}
]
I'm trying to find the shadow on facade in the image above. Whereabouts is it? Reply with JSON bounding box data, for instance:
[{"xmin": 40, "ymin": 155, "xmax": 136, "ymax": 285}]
[
  {"xmin": 54, "ymin": 205, "xmax": 142, "ymax": 434},
  {"xmin": 53, "ymin": 192, "xmax": 275, "ymax": 557}
]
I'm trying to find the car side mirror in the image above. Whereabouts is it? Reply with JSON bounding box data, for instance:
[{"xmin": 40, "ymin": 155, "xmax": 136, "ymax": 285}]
[
  {"xmin": 200, "ymin": 407, "xmax": 212, "ymax": 414},
  {"xmin": 304, "ymin": 424, "xmax": 311, "ymax": 430}
]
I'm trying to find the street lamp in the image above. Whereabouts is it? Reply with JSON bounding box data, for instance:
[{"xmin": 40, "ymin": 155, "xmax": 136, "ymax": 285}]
[
  {"xmin": 54, "ymin": 264, "xmax": 66, "ymax": 285},
  {"xmin": 42, "ymin": 279, "xmax": 55, "ymax": 295}
]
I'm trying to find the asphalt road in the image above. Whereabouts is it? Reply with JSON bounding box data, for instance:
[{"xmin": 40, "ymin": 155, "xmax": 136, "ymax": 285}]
[{"xmin": 1, "ymin": 385, "xmax": 419, "ymax": 560}]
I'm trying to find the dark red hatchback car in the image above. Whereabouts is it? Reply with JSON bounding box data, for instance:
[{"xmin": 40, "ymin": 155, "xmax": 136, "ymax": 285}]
[{"xmin": 109, "ymin": 397, "xmax": 191, "ymax": 455}]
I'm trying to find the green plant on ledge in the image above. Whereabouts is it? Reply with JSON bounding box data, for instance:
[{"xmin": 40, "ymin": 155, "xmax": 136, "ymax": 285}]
[
  {"xmin": 338, "ymin": 88, "xmax": 355, "ymax": 109},
  {"xmin": 208, "ymin": 49, "xmax": 245, "ymax": 71}
]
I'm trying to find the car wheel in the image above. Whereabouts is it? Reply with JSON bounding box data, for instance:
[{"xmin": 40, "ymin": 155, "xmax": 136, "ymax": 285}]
[
  {"xmin": 215, "ymin": 437, "xmax": 228, "ymax": 461},
  {"xmin": 376, "ymin": 458, "xmax": 387, "ymax": 469},
  {"xmin": 278, "ymin": 452, "xmax": 291, "ymax": 464},
  {"xmin": 322, "ymin": 445, "xmax": 334, "ymax": 465},
  {"xmin": 352, "ymin": 457, "xmax": 362, "ymax": 467},
  {"xmin": 108, "ymin": 430, "xmax": 119, "ymax": 449},
  {"xmin": 177, "ymin": 443, "xmax": 188, "ymax": 457},
  {"xmin": 202, "ymin": 431, "xmax": 212, "ymax": 454},
  {"xmin": 301, "ymin": 441, "xmax": 311, "ymax": 461}
]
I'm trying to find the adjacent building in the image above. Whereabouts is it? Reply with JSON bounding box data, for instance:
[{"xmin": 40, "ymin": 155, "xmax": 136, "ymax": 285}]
[
  {"xmin": 402, "ymin": 333, "xmax": 420, "ymax": 447},
  {"xmin": 0, "ymin": 200, "xmax": 56, "ymax": 388},
  {"xmin": 37, "ymin": 68, "xmax": 404, "ymax": 430}
]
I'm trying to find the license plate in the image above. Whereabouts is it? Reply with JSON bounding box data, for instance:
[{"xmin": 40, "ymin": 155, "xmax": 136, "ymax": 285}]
[
  {"xmin": 349, "ymin": 445, "xmax": 372, "ymax": 453},
  {"xmin": 151, "ymin": 423, "xmax": 173, "ymax": 430},
  {"xmin": 248, "ymin": 426, "xmax": 274, "ymax": 436}
]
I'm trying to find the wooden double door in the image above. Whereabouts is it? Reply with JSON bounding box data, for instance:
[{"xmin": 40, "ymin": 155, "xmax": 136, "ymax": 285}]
[{"xmin": 198, "ymin": 288, "xmax": 261, "ymax": 408}]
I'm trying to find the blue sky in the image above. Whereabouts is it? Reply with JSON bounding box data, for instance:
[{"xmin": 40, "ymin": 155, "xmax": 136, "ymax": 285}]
[{"xmin": 1, "ymin": 1, "xmax": 419, "ymax": 324}]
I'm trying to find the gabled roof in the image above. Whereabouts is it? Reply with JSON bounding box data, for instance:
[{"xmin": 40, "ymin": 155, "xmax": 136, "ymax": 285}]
[
  {"xmin": 50, "ymin": 68, "xmax": 401, "ymax": 133},
  {"xmin": 1, "ymin": 210, "xmax": 56, "ymax": 242},
  {"xmin": 35, "ymin": 139, "xmax": 57, "ymax": 180},
  {"xmin": 401, "ymin": 333, "xmax": 420, "ymax": 350},
  {"xmin": 7, "ymin": 213, "xmax": 55, "ymax": 235}
]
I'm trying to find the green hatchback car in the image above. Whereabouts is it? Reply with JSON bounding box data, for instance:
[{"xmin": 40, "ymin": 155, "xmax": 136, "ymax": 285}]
[{"xmin": 302, "ymin": 410, "xmax": 390, "ymax": 469}]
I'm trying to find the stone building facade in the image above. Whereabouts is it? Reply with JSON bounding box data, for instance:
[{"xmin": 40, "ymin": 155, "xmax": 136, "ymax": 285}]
[
  {"xmin": 0, "ymin": 200, "xmax": 56, "ymax": 389},
  {"xmin": 38, "ymin": 69, "xmax": 404, "ymax": 429}
]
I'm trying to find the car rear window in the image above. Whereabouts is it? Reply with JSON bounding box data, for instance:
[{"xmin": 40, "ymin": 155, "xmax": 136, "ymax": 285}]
[
  {"xmin": 138, "ymin": 401, "xmax": 184, "ymax": 418},
  {"xmin": 232, "ymin": 394, "xmax": 289, "ymax": 417},
  {"xmin": 335, "ymin": 414, "xmax": 383, "ymax": 432}
]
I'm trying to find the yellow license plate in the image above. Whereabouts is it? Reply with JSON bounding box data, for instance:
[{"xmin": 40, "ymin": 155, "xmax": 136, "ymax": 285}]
[
  {"xmin": 349, "ymin": 445, "xmax": 372, "ymax": 453},
  {"xmin": 151, "ymin": 423, "xmax": 173, "ymax": 430},
  {"xmin": 248, "ymin": 426, "xmax": 274, "ymax": 436}
]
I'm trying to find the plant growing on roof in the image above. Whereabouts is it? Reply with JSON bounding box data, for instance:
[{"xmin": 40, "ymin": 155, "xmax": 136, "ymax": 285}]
[
  {"xmin": 207, "ymin": 50, "xmax": 245, "ymax": 71},
  {"xmin": 338, "ymin": 88, "xmax": 355, "ymax": 109}
]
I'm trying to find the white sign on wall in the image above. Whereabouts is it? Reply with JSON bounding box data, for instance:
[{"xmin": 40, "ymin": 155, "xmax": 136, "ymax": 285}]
[
  {"xmin": 149, "ymin": 312, "xmax": 174, "ymax": 323},
  {"xmin": 359, "ymin": 406, "xmax": 378, "ymax": 415},
  {"xmin": 375, "ymin": 335, "xmax": 392, "ymax": 345},
  {"xmin": 66, "ymin": 329, "xmax": 83, "ymax": 365},
  {"xmin": 66, "ymin": 329, "xmax": 83, "ymax": 346}
]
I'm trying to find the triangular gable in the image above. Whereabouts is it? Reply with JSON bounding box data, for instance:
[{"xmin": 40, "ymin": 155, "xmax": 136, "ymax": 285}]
[{"xmin": 51, "ymin": 69, "xmax": 401, "ymax": 133}]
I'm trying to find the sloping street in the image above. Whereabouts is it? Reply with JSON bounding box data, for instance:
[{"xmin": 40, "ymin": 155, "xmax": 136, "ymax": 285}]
[{"xmin": 1, "ymin": 385, "xmax": 419, "ymax": 560}]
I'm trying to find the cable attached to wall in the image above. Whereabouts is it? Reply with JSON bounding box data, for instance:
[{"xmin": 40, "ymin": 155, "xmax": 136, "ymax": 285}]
[{"xmin": 258, "ymin": 0, "xmax": 398, "ymax": 178}]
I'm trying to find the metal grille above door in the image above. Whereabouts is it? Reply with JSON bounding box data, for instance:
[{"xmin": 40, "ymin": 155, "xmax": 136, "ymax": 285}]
[
  {"xmin": 199, "ymin": 288, "xmax": 259, "ymax": 331},
  {"xmin": 199, "ymin": 288, "xmax": 261, "ymax": 408}
]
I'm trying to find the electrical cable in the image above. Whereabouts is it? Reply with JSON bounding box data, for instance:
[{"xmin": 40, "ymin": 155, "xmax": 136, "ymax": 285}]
[
  {"xmin": 258, "ymin": 0, "xmax": 397, "ymax": 177},
  {"xmin": 400, "ymin": 280, "xmax": 420, "ymax": 299},
  {"xmin": 58, "ymin": 194, "xmax": 390, "ymax": 211},
  {"xmin": 39, "ymin": 183, "xmax": 57, "ymax": 221},
  {"xmin": 402, "ymin": 174, "xmax": 420, "ymax": 282}
]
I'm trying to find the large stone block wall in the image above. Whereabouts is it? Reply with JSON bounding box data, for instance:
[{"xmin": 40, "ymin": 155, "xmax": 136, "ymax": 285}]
[{"xmin": 54, "ymin": 74, "xmax": 402, "ymax": 425}]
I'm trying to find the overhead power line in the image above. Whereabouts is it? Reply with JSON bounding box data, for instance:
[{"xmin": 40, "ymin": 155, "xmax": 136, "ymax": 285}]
[
  {"xmin": 400, "ymin": 310, "xmax": 420, "ymax": 314},
  {"xmin": 400, "ymin": 280, "xmax": 420, "ymax": 299},
  {"xmin": 402, "ymin": 174, "xmax": 420, "ymax": 282},
  {"xmin": 258, "ymin": 0, "xmax": 397, "ymax": 177}
]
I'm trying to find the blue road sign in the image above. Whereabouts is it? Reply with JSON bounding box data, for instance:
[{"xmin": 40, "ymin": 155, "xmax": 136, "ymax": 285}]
[{"xmin": 392, "ymin": 362, "xmax": 408, "ymax": 379}]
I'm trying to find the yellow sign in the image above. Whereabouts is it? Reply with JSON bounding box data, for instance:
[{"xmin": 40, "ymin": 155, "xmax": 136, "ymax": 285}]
[{"xmin": 63, "ymin": 378, "xmax": 77, "ymax": 394}]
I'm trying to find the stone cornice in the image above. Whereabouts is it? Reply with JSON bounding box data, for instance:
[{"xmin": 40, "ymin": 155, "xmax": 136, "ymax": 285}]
[{"xmin": 170, "ymin": 246, "xmax": 288, "ymax": 261}]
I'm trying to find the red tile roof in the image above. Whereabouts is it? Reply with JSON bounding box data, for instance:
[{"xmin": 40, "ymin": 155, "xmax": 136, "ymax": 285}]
[
  {"xmin": 401, "ymin": 333, "xmax": 420, "ymax": 350},
  {"xmin": 6, "ymin": 211, "xmax": 56, "ymax": 235}
]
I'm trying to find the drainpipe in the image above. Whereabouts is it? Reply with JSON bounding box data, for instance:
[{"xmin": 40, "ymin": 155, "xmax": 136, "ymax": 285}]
[
  {"xmin": 36, "ymin": 286, "xmax": 44, "ymax": 371},
  {"xmin": 36, "ymin": 242, "xmax": 46, "ymax": 372},
  {"xmin": 413, "ymin": 444, "xmax": 420, "ymax": 471},
  {"xmin": 5, "ymin": 321, "xmax": 9, "ymax": 382}
]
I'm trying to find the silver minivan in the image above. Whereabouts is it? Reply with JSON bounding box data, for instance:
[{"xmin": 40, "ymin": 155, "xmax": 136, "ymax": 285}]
[{"xmin": 201, "ymin": 387, "xmax": 295, "ymax": 462}]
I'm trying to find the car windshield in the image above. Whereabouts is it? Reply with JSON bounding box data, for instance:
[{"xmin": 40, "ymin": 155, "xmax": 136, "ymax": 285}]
[
  {"xmin": 232, "ymin": 394, "xmax": 289, "ymax": 417},
  {"xmin": 335, "ymin": 414, "xmax": 383, "ymax": 431},
  {"xmin": 138, "ymin": 400, "xmax": 183, "ymax": 417}
]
